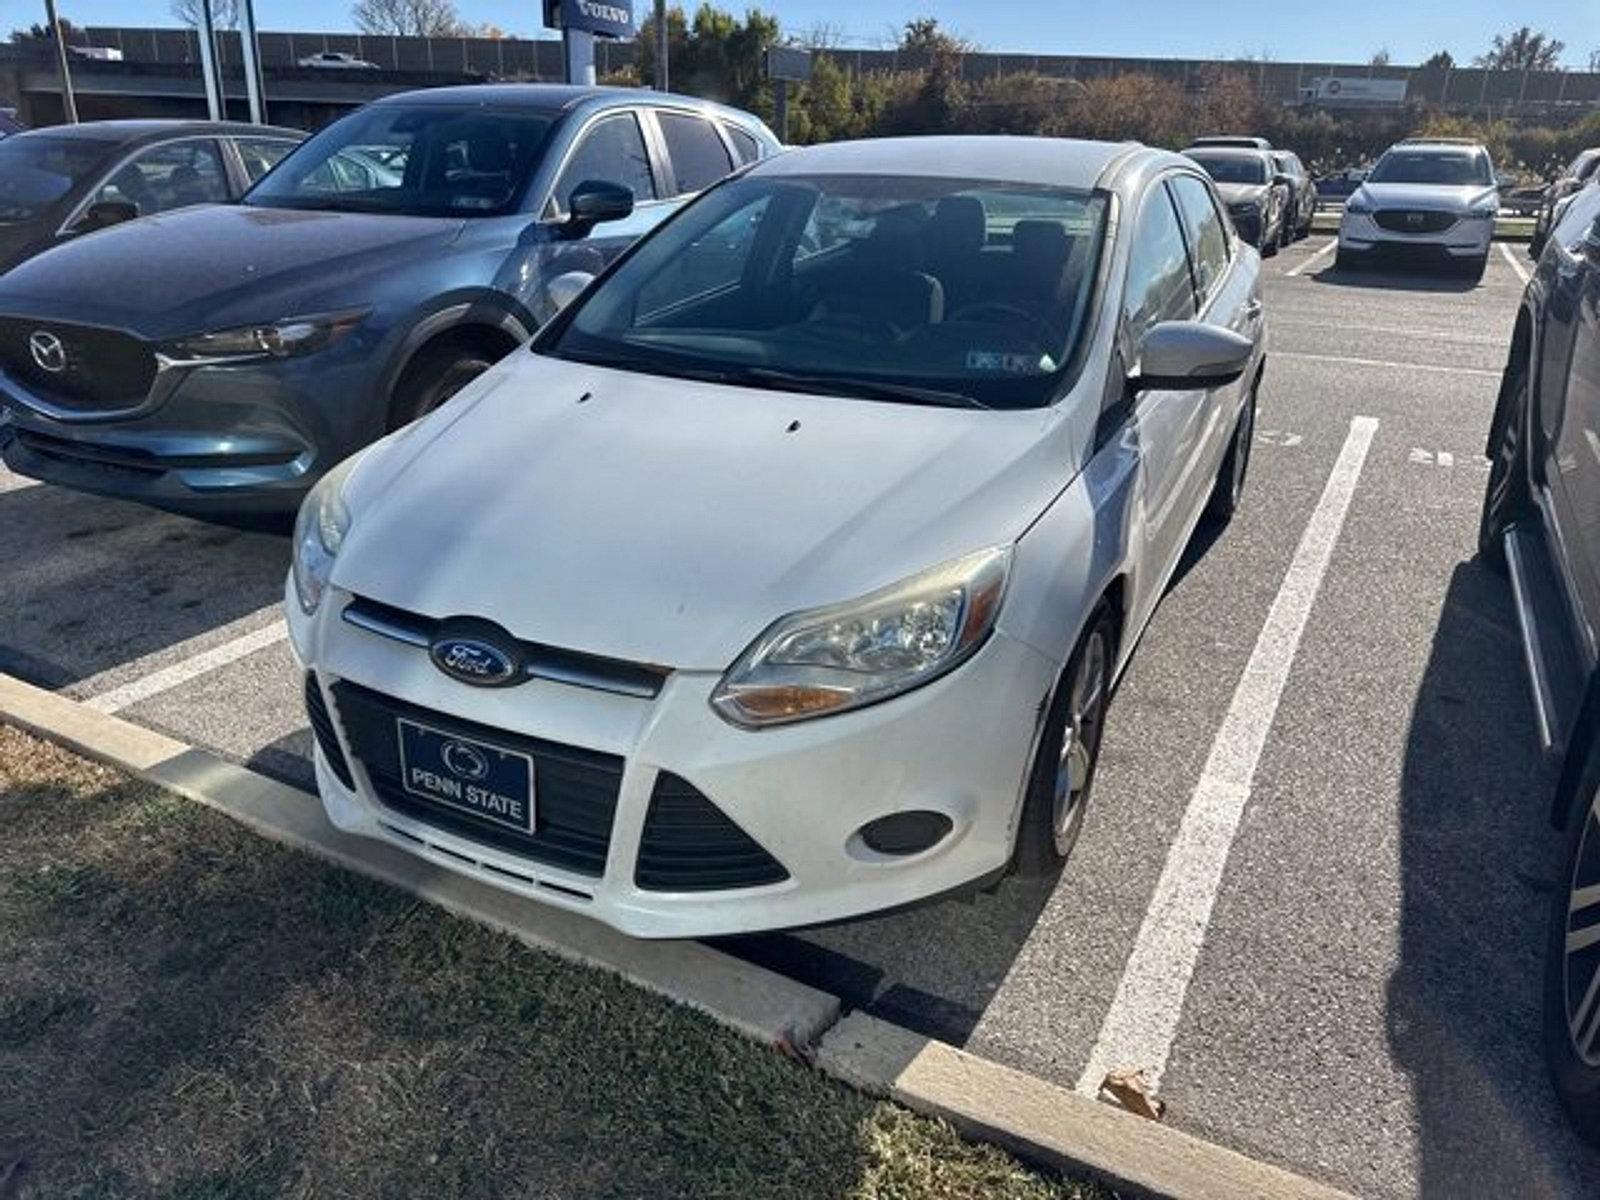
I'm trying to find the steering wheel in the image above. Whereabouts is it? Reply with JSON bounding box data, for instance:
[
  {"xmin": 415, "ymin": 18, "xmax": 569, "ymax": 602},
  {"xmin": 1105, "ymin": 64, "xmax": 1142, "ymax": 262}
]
[{"xmin": 946, "ymin": 302, "xmax": 1055, "ymax": 346}]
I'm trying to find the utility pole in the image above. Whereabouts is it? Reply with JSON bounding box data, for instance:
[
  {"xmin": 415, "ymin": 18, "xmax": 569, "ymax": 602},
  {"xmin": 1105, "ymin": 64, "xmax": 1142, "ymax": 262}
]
[
  {"xmin": 238, "ymin": 0, "xmax": 267, "ymax": 124},
  {"xmin": 42, "ymin": 0, "xmax": 78, "ymax": 123},
  {"xmin": 195, "ymin": 0, "xmax": 225, "ymax": 120},
  {"xmin": 654, "ymin": 0, "xmax": 667, "ymax": 91}
]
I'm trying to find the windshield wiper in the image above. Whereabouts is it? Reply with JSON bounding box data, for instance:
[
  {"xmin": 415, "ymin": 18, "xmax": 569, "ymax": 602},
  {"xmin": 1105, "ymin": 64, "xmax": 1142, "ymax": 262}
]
[{"xmin": 736, "ymin": 367, "xmax": 990, "ymax": 410}]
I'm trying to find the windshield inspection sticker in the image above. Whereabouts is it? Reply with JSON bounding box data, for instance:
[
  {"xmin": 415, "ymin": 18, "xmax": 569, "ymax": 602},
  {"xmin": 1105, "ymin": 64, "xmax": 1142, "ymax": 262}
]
[{"xmin": 966, "ymin": 350, "xmax": 1050, "ymax": 374}]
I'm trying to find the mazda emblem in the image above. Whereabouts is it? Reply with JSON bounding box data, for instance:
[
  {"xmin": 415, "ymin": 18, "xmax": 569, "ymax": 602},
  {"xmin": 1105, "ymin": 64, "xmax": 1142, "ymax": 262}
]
[
  {"xmin": 429, "ymin": 635, "xmax": 520, "ymax": 687},
  {"xmin": 28, "ymin": 330, "xmax": 66, "ymax": 374}
]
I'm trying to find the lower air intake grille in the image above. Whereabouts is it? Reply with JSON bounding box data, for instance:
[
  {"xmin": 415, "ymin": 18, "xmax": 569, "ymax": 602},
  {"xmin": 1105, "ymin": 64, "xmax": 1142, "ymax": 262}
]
[
  {"xmin": 635, "ymin": 773, "xmax": 788, "ymax": 892},
  {"xmin": 304, "ymin": 673, "xmax": 354, "ymax": 789}
]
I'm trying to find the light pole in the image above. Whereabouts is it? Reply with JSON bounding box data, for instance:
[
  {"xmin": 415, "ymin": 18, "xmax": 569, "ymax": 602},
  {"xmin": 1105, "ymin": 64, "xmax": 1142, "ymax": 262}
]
[
  {"xmin": 42, "ymin": 0, "xmax": 78, "ymax": 123},
  {"xmin": 654, "ymin": 0, "xmax": 667, "ymax": 91},
  {"xmin": 239, "ymin": 0, "xmax": 267, "ymax": 124}
]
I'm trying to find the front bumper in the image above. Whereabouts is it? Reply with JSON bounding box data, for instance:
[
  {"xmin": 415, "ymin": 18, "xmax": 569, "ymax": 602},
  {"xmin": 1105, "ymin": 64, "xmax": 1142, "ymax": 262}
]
[
  {"xmin": 287, "ymin": 581, "xmax": 1059, "ymax": 939},
  {"xmin": 0, "ymin": 346, "xmax": 383, "ymax": 518},
  {"xmin": 1338, "ymin": 210, "xmax": 1493, "ymax": 260}
]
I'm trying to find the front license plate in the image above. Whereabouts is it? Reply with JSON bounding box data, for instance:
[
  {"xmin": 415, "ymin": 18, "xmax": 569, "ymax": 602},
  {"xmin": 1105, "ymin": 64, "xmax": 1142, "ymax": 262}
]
[{"xmin": 397, "ymin": 719, "xmax": 534, "ymax": 833}]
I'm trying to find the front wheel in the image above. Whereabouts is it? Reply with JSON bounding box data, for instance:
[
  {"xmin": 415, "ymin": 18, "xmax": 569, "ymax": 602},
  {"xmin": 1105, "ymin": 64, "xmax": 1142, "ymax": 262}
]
[
  {"xmin": 1014, "ymin": 605, "xmax": 1116, "ymax": 878},
  {"xmin": 1545, "ymin": 767, "xmax": 1600, "ymax": 1145},
  {"xmin": 388, "ymin": 344, "xmax": 495, "ymax": 431}
]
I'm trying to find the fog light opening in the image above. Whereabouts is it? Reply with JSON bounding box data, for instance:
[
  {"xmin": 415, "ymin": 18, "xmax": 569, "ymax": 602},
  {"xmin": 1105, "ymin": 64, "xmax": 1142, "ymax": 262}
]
[{"xmin": 858, "ymin": 811, "xmax": 953, "ymax": 857}]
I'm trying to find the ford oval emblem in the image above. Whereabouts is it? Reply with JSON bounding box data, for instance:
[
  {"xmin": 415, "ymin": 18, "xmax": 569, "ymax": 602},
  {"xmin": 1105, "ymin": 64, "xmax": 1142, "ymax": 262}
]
[{"xmin": 430, "ymin": 636, "xmax": 520, "ymax": 687}]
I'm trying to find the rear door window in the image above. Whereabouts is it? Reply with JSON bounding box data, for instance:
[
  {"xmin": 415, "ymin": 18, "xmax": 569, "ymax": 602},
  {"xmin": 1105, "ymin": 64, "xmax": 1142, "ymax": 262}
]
[
  {"xmin": 1168, "ymin": 173, "xmax": 1232, "ymax": 302},
  {"xmin": 657, "ymin": 112, "xmax": 734, "ymax": 195},
  {"xmin": 93, "ymin": 139, "xmax": 230, "ymax": 216},
  {"xmin": 725, "ymin": 124, "xmax": 761, "ymax": 165},
  {"xmin": 551, "ymin": 112, "xmax": 657, "ymax": 214}
]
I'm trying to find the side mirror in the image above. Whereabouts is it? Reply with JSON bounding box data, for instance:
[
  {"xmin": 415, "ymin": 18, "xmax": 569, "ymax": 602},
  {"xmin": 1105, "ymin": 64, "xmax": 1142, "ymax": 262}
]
[
  {"xmin": 1129, "ymin": 321, "xmax": 1255, "ymax": 392},
  {"xmin": 561, "ymin": 179, "xmax": 634, "ymax": 239},
  {"xmin": 1273, "ymin": 173, "xmax": 1294, "ymax": 187},
  {"xmin": 74, "ymin": 198, "xmax": 139, "ymax": 233}
]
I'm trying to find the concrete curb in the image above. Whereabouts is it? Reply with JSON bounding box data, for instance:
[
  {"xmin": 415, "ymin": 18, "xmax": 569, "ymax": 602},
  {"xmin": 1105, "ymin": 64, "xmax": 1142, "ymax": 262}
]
[
  {"xmin": 0, "ymin": 670, "xmax": 1357, "ymax": 1200},
  {"xmin": 816, "ymin": 1012, "xmax": 1358, "ymax": 1200},
  {"xmin": 0, "ymin": 671, "xmax": 837, "ymax": 1051}
]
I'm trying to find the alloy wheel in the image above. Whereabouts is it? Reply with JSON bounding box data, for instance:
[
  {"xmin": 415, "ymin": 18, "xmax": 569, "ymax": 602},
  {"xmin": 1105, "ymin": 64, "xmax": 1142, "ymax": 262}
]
[
  {"xmin": 1564, "ymin": 788, "xmax": 1600, "ymax": 1067},
  {"xmin": 1231, "ymin": 392, "xmax": 1255, "ymax": 506},
  {"xmin": 1053, "ymin": 627, "xmax": 1108, "ymax": 854}
]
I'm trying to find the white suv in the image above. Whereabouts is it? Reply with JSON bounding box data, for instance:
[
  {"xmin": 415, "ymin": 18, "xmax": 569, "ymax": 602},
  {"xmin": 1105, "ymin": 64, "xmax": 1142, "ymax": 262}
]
[{"xmin": 1338, "ymin": 139, "xmax": 1499, "ymax": 276}]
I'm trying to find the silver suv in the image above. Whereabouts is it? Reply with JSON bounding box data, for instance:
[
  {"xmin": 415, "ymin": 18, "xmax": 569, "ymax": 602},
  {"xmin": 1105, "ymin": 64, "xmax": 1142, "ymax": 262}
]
[{"xmin": 1338, "ymin": 138, "xmax": 1498, "ymax": 276}]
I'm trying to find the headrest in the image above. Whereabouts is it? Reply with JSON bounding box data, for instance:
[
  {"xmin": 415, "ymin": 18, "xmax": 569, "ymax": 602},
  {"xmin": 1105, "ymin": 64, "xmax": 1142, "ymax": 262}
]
[{"xmin": 929, "ymin": 196, "xmax": 986, "ymax": 255}]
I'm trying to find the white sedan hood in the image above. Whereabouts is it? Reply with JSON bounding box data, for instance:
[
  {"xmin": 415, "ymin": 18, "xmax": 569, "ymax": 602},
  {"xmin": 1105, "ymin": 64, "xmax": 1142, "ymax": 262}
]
[{"xmin": 333, "ymin": 353, "xmax": 1076, "ymax": 670}]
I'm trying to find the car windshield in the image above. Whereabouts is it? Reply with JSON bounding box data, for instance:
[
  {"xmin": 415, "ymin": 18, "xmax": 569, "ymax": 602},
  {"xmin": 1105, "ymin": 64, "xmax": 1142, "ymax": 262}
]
[
  {"xmin": 244, "ymin": 105, "xmax": 555, "ymax": 218},
  {"xmin": 544, "ymin": 174, "xmax": 1109, "ymax": 411},
  {"xmin": 1187, "ymin": 154, "xmax": 1268, "ymax": 184},
  {"xmin": 1369, "ymin": 149, "xmax": 1491, "ymax": 186},
  {"xmin": 0, "ymin": 136, "xmax": 113, "ymax": 222}
]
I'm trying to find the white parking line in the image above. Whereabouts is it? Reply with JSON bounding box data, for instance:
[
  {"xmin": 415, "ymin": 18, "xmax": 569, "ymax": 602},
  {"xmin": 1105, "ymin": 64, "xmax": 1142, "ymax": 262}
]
[
  {"xmin": 84, "ymin": 619, "xmax": 289, "ymax": 714},
  {"xmin": 1284, "ymin": 240, "xmax": 1336, "ymax": 277},
  {"xmin": 1498, "ymin": 242, "xmax": 1531, "ymax": 287},
  {"xmin": 1275, "ymin": 351, "xmax": 1499, "ymax": 379},
  {"xmin": 1077, "ymin": 415, "xmax": 1379, "ymax": 1098}
]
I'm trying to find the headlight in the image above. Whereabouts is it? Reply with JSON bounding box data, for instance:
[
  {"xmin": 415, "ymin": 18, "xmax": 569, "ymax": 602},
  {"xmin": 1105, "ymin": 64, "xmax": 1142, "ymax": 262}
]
[
  {"xmin": 710, "ymin": 546, "xmax": 1011, "ymax": 728},
  {"xmin": 291, "ymin": 453, "xmax": 362, "ymax": 614},
  {"xmin": 1464, "ymin": 200, "xmax": 1499, "ymax": 221},
  {"xmin": 1344, "ymin": 196, "xmax": 1372, "ymax": 215},
  {"xmin": 161, "ymin": 309, "xmax": 367, "ymax": 365}
]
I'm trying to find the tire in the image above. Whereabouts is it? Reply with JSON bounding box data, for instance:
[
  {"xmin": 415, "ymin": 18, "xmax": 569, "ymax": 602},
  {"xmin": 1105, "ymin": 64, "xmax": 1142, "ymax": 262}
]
[
  {"xmin": 1261, "ymin": 217, "xmax": 1281, "ymax": 257},
  {"xmin": 1545, "ymin": 765, "xmax": 1600, "ymax": 1146},
  {"xmin": 388, "ymin": 344, "xmax": 495, "ymax": 431},
  {"xmin": 1478, "ymin": 357, "xmax": 1532, "ymax": 575},
  {"xmin": 1335, "ymin": 245, "xmax": 1360, "ymax": 272},
  {"xmin": 1465, "ymin": 253, "xmax": 1490, "ymax": 282},
  {"xmin": 1205, "ymin": 377, "xmax": 1257, "ymax": 525},
  {"xmin": 1014, "ymin": 604, "xmax": 1116, "ymax": 878}
]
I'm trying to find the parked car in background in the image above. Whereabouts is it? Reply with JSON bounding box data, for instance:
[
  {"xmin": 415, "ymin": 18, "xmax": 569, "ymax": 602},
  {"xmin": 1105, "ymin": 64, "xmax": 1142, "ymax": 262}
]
[
  {"xmin": 298, "ymin": 51, "xmax": 380, "ymax": 70},
  {"xmin": 1271, "ymin": 150, "xmax": 1316, "ymax": 241},
  {"xmin": 1478, "ymin": 182, "xmax": 1600, "ymax": 1146},
  {"xmin": 0, "ymin": 108, "xmax": 24, "ymax": 139},
  {"xmin": 0, "ymin": 119, "xmax": 303, "ymax": 275},
  {"xmin": 1530, "ymin": 148, "xmax": 1600, "ymax": 258},
  {"xmin": 0, "ymin": 86, "xmax": 779, "ymax": 524},
  {"xmin": 1338, "ymin": 138, "xmax": 1498, "ymax": 276},
  {"xmin": 1190, "ymin": 135, "xmax": 1273, "ymax": 151},
  {"xmin": 1183, "ymin": 145, "xmax": 1289, "ymax": 254},
  {"xmin": 1316, "ymin": 166, "xmax": 1367, "ymax": 202},
  {"xmin": 288, "ymin": 135, "xmax": 1266, "ymax": 938}
]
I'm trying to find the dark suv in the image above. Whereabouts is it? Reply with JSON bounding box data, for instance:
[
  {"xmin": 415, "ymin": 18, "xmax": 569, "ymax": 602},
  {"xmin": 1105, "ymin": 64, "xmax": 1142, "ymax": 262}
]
[
  {"xmin": 1479, "ymin": 182, "xmax": 1600, "ymax": 1143},
  {"xmin": 0, "ymin": 86, "xmax": 777, "ymax": 522}
]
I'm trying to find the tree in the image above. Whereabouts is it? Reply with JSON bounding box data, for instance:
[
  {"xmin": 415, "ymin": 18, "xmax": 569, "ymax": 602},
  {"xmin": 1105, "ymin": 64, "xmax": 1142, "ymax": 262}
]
[
  {"xmin": 352, "ymin": 0, "xmax": 467, "ymax": 37},
  {"xmin": 1369, "ymin": 47, "xmax": 1391, "ymax": 67},
  {"xmin": 636, "ymin": 6, "xmax": 779, "ymax": 113},
  {"xmin": 171, "ymin": 0, "xmax": 239, "ymax": 29},
  {"xmin": 899, "ymin": 17, "xmax": 972, "ymax": 56},
  {"xmin": 1421, "ymin": 50, "xmax": 1454, "ymax": 70},
  {"xmin": 1476, "ymin": 26, "xmax": 1564, "ymax": 71},
  {"xmin": 1590, "ymin": 48, "xmax": 1600, "ymax": 73}
]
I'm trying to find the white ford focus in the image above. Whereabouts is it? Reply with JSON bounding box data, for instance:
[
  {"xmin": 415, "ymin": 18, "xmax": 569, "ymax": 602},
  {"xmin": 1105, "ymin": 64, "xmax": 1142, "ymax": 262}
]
[{"xmin": 287, "ymin": 136, "xmax": 1266, "ymax": 938}]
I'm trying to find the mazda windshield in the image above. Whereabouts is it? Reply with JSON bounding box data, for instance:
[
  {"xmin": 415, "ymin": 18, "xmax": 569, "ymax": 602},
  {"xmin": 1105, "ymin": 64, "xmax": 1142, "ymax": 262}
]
[
  {"xmin": 544, "ymin": 174, "xmax": 1109, "ymax": 410},
  {"xmin": 244, "ymin": 105, "xmax": 555, "ymax": 218},
  {"xmin": 1368, "ymin": 149, "xmax": 1492, "ymax": 186},
  {"xmin": 0, "ymin": 136, "xmax": 113, "ymax": 222}
]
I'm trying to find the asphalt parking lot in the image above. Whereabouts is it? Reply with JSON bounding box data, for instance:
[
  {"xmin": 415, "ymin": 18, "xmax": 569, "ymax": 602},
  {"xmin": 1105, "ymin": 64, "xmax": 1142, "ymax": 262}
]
[{"xmin": 3, "ymin": 235, "xmax": 1598, "ymax": 1198}]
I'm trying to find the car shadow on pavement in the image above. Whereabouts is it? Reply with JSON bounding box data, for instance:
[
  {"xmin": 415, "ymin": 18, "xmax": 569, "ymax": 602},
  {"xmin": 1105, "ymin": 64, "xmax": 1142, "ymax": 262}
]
[
  {"xmin": 1393, "ymin": 561, "xmax": 1600, "ymax": 1197},
  {"xmin": 1310, "ymin": 265, "xmax": 1480, "ymax": 294},
  {"xmin": 0, "ymin": 483, "xmax": 288, "ymax": 689}
]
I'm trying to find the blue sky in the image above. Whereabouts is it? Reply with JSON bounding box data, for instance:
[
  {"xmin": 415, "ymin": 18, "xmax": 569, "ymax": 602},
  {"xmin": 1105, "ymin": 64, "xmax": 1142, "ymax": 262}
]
[{"xmin": 29, "ymin": 0, "xmax": 1600, "ymax": 67}]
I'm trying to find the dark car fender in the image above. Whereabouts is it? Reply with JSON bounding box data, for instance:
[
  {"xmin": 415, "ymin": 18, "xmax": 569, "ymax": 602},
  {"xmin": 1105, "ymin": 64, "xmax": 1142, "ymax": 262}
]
[{"xmin": 375, "ymin": 293, "xmax": 537, "ymax": 410}]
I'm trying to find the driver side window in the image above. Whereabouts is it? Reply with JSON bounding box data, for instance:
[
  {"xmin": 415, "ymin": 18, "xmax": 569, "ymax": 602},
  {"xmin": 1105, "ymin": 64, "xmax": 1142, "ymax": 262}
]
[
  {"xmin": 1123, "ymin": 182, "xmax": 1196, "ymax": 345},
  {"xmin": 550, "ymin": 113, "xmax": 657, "ymax": 217}
]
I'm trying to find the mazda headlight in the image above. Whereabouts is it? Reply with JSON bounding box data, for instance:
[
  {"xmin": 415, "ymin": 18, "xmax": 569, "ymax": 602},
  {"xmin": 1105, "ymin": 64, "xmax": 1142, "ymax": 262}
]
[
  {"xmin": 291, "ymin": 453, "xmax": 362, "ymax": 614},
  {"xmin": 1344, "ymin": 195, "xmax": 1372, "ymax": 215},
  {"xmin": 711, "ymin": 547, "xmax": 1011, "ymax": 728},
  {"xmin": 161, "ymin": 310, "xmax": 367, "ymax": 365},
  {"xmin": 1464, "ymin": 198, "xmax": 1499, "ymax": 221}
]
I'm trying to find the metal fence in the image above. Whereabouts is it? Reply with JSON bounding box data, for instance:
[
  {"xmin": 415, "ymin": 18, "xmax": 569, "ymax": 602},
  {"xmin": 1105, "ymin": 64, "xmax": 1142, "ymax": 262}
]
[{"xmin": 76, "ymin": 27, "xmax": 1600, "ymax": 112}]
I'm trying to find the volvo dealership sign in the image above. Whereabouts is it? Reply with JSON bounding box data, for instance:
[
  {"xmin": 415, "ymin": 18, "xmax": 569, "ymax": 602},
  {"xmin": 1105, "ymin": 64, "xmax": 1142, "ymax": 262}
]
[{"xmin": 544, "ymin": 0, "xmax": 635, "ymax": 38}]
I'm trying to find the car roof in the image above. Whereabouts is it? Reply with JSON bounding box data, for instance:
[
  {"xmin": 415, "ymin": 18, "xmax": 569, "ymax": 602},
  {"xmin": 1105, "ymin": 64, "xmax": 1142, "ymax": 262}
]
[
  {"xmin": 372, "ymin": 83, "xmax": 762, "ymax": 125},
  {"xmin": 9, "ymin": 119, "xmax": 302, "ymax": 143},
  {"xmin": 1184, "ymin": 146, "xmax": 1270, "ymax": 160},
  {"xmin": 1389, "ymin": 140, "xmax": 1485, "ymax": 154},
  {"xmin": 750, "ymin": 136, "xmax": 1140, "ymax": 190}
]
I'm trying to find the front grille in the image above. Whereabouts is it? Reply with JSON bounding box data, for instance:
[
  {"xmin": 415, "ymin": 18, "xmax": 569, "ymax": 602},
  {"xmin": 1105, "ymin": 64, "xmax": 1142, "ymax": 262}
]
[
  {"xmin": 0, "ymin": 316, "xmax": 156, "ymax": 413},
  {"xmin": 304, "ymin": 674, "xmax": 354, "ymax": 789},
  {"xmin": 12, "ymin": 429, "xmax": 162, "ymax": 477},
  {"xmin": 329, "ymin": 680, "xmax": 622, "ymax": 877},
  {"xmin": 635, "ymin": 773, "xmax": 788, "ymax": 892},
  {"xmin": 341, "ymin": 595, "xmax": 671, "ymax": 699},
  {"xmin": 1372, "ymin": 209, "xmax": 1457, "ymax": 234}
]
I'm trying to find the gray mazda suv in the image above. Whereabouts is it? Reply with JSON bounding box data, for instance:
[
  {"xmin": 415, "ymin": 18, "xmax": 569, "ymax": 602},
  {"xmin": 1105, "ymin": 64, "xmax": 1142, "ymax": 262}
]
[{"xmin": 0, "ymin": 85, "xmax": 777, "ymax": 523}]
